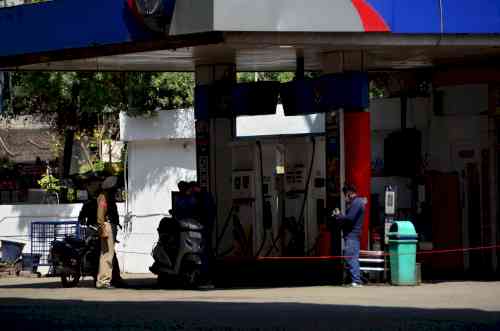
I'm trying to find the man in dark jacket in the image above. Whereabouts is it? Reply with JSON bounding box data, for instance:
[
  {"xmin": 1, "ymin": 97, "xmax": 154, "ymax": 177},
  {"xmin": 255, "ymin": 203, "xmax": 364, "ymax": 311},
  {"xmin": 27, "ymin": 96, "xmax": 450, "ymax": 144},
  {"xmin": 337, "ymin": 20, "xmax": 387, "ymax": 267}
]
[
  {"xmin": 334, "ymin": 184, "xmax": 367, "ymax": 287},
  {"xmin": 172, "ymin": 181, "xmax": 197, "ymax": 220}
]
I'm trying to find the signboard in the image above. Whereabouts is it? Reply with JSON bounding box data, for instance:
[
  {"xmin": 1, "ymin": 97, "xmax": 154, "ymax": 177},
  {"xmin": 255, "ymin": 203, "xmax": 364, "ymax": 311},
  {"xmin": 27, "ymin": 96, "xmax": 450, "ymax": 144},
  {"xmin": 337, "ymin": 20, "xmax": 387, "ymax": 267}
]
[
  {"xmin": 195, "ymin": 120, "xmax": 210, "ymax": 191},
  {"xmin": 325, "ymin": 111, "xmax": 341, "ymax": 214}
]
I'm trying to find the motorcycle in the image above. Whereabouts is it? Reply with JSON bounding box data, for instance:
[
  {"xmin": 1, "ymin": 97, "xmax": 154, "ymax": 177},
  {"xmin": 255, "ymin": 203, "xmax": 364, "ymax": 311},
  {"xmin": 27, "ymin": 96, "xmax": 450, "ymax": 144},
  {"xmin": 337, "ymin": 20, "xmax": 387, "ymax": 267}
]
[
  {"xmin": 49, "ymin": 225, "xmax": 100, "ymax": 288},
  {"xmin": 149, "ymin": 217, "xmax": 204, "ymax": 289}
]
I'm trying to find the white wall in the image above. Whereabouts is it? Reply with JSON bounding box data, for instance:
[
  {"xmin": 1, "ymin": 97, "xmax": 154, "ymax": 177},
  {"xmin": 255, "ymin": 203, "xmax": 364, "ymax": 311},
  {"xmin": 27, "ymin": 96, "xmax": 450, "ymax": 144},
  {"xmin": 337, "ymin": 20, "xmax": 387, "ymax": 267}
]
[
  {"xmin": 428, "ymin": 85, "xmax": 489, "ymax": 172},
  {"xmin": 120, "ymin": 109, "xmax": 198, "ymax": 273},
  {"xmin": 0, "ymin": 204, "xmax": 83, "ymax": 248},
  {"xmin": 120, "ymin": 109, "xmax": 195, "ymax": 141},
  {"xmin": 0, "ymin": 0, "xmax": 25, "ymax": 8},
  {"xmin": 122, "ymin": 139, "xmax": 196, "ymax": 273}
]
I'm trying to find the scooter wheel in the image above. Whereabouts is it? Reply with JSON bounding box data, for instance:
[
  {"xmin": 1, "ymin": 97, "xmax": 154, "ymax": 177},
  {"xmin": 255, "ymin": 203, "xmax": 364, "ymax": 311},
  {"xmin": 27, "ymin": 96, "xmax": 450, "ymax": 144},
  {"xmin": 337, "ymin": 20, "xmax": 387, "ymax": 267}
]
[{"xmin": 61, "ymin": 272, "xmax": 81, "ymax": 288}]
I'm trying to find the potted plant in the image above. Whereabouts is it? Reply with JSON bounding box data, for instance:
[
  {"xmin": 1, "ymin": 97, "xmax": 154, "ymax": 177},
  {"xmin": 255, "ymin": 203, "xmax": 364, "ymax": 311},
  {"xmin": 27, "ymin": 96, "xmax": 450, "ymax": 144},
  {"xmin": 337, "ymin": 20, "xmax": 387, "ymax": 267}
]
[{"xmin": 38, "ymin": 170, "xmax": 61, "ymax": 204}]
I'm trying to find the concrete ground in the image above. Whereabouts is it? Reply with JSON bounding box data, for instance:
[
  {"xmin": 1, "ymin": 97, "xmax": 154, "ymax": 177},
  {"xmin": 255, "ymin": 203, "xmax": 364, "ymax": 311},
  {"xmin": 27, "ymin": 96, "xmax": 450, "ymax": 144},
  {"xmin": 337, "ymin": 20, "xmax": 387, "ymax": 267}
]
[{"xmin": 1, "ymin": 274, "xmax": 499, "ymax": 330}]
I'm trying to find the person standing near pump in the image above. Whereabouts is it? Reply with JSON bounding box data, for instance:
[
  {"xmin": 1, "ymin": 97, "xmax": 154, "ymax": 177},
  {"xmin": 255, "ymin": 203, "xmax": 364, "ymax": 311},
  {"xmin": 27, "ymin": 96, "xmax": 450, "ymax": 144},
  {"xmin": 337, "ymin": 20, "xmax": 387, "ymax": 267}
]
[
  {"xmin": 333, "ymin": 184, "xmax": 367, "ymax": 288},
  {"xmin": 79, "ymin": 175, "xmax": 126, "ymax": 288},
  {"xmin": 95, "ymin": 176, "xmax": 122, "ymax": 289},
  {"xmin": 172, "ymin": 181, "xmax": 197, "ymax": 220}
]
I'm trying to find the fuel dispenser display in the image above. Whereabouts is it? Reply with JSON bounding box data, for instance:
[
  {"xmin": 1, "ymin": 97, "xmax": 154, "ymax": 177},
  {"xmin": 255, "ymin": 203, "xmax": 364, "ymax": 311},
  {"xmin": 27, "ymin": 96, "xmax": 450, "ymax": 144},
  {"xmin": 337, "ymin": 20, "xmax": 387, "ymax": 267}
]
[
  {"xmin": 384, "ymin": 186, "xmax": 397, "ymax": 245},
  {"xmin": 285, "ymin": 165, "xmax": 306, "ymax": 193},
  {"xmin": 232, "ymin": 171, "xmax": 256, "ymax": 201},
  {"xmin": 230, "ymin": 169, "xmax": 257, "ymax": 256}
]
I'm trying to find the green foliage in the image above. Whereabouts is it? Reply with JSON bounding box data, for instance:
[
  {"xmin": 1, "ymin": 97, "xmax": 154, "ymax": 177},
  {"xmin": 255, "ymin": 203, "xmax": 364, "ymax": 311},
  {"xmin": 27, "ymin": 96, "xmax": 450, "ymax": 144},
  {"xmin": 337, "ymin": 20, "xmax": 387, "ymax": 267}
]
[
  {"xmin": 78, "ymin": 159, "xmax": 105, "ymax": 174},
  {"xmin": 66, "ymin": 187, "xmax": 76, "ymax": 202},
  {"xmin": 127, "ymin": 72, "xmax": 194, "ymax": 117},
  {"xmin": 237, "ymin": 72, "xmax": 295, "ymax": 83},
  {"xmin": 3, "ymin": 71, "xmax": 195, "ymax": 132},
  {"xmin": 3, "ymin": 71, "xmax": 195, "ymax": 177},
  {"xmin": 237, "ymin": 72, "xmax": 321, "ymax": 83},
  {"xmin": 0, "ymin": 157, "xmax": 15, "ymax": 173},
  {"xmin": 38, "ymin": 174, "xmax": 60, "ymax": 193},
  {"xmin": 93, "ymin": 160, "xmax": 105, "ymax": 172}
]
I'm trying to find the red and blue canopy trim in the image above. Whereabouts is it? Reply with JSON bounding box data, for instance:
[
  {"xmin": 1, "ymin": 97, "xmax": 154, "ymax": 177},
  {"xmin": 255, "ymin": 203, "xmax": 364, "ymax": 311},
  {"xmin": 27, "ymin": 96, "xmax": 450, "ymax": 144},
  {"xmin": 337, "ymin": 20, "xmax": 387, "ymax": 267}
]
[{"xmin": 351, "ymin": 0, "xmax": 390, "ymax": 32}]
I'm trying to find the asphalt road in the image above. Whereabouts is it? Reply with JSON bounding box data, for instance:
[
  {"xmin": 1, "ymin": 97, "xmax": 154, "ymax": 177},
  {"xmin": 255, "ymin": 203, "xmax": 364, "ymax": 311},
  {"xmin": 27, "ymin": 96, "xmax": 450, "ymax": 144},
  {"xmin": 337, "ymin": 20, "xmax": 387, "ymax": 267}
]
[{"xmin": 1, "ymin": 275, "xmax": 499, "ymax": 330}]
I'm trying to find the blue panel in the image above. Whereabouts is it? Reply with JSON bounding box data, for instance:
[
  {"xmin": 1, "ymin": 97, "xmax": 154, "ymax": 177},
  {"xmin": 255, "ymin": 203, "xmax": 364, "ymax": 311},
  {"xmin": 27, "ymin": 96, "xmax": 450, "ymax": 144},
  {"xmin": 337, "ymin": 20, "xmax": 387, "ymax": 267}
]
[
  {"xmin": 0, "ymin": 0, "xmax": 154, "ymax": 57},
  {"xmin": 280, "ymin": 80, "xmax": 322, "ymax": 116},
  {"xmin": 443, "ymin": 1, "xmax": 500, "ymax": 34},
  {"xmin": 194, "ymin": 85, "xmax": 210, "ymax": 120},
  {"xmin": 281, "ymin": 73, "xmax": 369, "ymax": 116},
  {"xmin": 194, "ymin": 83, "xmax": 233, "ymax": 119},
  {"xmin": 232, "ymin": 82, "xmax": 279, "ymax": 117},
  {"xmin": 320, "ymin": 72, "xmax": 369, "ymax": 110},
  {"xmin": 367, "ymin": 0, "xmax": 441, "ymax": 33}
]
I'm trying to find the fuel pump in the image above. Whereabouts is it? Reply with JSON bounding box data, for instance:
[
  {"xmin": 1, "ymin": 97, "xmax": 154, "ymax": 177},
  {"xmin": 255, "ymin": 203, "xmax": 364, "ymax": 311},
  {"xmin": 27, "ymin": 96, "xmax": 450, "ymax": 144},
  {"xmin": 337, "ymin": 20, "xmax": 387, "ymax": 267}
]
[
  {"xmin": 228, "ymin": 140, "xmax": 279, "ymax": 257},
  {"xmin": 223, "ymin": 137, "xmax": 326, "ymax": 258},
  {"xmin": 282, "ymin": 136, "xmax": 326, "ymax": 256}
]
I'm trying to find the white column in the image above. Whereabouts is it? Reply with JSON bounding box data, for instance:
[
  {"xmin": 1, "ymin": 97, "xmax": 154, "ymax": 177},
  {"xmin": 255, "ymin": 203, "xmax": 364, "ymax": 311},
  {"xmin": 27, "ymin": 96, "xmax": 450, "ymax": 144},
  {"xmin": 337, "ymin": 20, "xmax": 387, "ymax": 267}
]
[{"xmin": 195, "ymin": 63, "xmax": 236, "ymax": 254}]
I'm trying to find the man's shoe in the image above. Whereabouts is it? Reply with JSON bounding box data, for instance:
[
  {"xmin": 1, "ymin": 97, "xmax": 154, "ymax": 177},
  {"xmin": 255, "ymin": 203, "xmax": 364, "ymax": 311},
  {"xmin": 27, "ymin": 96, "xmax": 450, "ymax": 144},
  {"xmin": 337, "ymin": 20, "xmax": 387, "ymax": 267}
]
[
  {"xmin": 350, "ymin": 282, "xmax": 363, "ymax": 288},
  {"xmin": 96, "ymin": 284, "xmax": 115, "ymax": 289}
]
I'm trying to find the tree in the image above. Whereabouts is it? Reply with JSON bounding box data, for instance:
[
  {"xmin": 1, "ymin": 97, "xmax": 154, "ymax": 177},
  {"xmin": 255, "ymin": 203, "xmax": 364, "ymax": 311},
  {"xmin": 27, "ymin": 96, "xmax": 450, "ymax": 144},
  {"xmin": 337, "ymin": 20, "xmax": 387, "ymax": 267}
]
[
  {"xmin": 237, "ymin": 72, "xmax": 295, "ymax": 83},
  {"xmin": 2, "ymin": 71, "xmax": 195, "ymax": 177},
  {"xmin": 237, "ymin": 71, "xmax": 322, "ymax": 83}
]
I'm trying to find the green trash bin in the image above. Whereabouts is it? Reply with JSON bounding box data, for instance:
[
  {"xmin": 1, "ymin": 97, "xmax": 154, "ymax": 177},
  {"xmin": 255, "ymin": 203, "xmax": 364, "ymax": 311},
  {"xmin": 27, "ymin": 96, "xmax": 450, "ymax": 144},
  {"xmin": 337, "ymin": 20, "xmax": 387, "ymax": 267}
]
[{"xmin": 388, "ymin": 221, "xmax": 418, "ymax": 286}]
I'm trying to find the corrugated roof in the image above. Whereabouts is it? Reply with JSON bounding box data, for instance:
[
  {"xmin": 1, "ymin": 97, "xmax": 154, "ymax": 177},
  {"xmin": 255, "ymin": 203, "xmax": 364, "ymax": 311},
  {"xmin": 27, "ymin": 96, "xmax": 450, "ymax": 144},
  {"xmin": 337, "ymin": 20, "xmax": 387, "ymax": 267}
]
[{"xmin": 0, "ymin": 129, "xmax": 56, "ymax": 163}]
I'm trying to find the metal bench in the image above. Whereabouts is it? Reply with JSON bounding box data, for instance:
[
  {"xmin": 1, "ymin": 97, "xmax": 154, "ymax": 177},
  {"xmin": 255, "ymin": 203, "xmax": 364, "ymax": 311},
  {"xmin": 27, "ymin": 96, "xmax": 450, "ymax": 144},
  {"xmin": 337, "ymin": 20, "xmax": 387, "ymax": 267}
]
[{"xmin": 360, "ymin": 250, "xmax": 387, "ymax": 282}]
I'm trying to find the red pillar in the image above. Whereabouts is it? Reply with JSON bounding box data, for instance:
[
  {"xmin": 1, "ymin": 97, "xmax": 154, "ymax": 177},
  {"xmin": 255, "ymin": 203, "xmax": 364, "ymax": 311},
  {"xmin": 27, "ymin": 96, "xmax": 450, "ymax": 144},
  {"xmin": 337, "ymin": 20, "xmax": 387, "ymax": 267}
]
[{"xmin": 344, "ymin": 111, "xmax": 371, "ymax": 250}]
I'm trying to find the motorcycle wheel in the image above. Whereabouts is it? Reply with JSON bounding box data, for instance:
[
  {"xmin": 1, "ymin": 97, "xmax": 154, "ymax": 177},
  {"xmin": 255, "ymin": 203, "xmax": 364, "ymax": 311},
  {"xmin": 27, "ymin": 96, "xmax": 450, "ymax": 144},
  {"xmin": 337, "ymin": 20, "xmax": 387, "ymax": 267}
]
[
  {"xmin": 61, "ymin": 272, "xmax": 81, "ymax": 288},
  {"xmin": 180, "ymin": 264, "xmax": 201, "ymax": 289}
]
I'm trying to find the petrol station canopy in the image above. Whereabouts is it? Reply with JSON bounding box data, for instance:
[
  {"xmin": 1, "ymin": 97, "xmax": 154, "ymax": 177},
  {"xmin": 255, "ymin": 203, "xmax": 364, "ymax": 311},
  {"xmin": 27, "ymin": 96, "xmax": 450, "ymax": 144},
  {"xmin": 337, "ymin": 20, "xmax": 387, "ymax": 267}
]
[{"xmin": 2, "ymin": 0, "xmax": 500, "ymax": 71}]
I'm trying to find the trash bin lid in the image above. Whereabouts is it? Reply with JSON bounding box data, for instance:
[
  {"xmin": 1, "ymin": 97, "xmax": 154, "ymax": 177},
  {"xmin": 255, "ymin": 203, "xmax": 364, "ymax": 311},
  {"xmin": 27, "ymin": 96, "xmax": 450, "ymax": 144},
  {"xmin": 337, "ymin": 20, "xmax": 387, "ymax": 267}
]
[{"xmin": 388, "ymin": 221, "xmax": 418, "ymax": 240}]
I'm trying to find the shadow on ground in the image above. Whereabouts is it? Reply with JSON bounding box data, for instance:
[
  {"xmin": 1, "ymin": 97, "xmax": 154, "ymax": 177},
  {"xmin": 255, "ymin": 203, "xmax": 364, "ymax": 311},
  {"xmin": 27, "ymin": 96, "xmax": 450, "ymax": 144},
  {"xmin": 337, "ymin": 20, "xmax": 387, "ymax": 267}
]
[
  {"xmin": 1, "ymin": 297, "xmax": 499, "ymax": 331},
  {"xmin": 0, "ymin": 277, "xmax": 158, "ymax": 289},
  {"xmin": 0, "ymin": 276, "xmax": 341, "ymax": 290}
]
